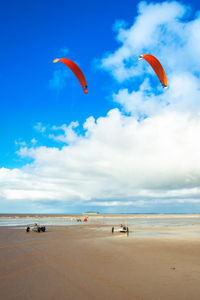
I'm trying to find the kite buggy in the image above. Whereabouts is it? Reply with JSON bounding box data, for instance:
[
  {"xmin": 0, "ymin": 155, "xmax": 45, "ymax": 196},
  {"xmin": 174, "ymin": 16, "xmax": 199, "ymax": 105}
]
[
  {"xmin": 112, "ymin": 224, "xmax": 129, "ymax": 234},
  {"xmin": 26, "ymin": 223, "xmax": 46, "ymax": 233}
]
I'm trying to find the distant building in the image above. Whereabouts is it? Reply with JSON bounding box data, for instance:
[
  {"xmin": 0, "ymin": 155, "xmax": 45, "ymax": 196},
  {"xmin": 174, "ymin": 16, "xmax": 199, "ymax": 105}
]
[{"xmin": 83, "ymin": 211, "xmax": 100, "ymax": 215}]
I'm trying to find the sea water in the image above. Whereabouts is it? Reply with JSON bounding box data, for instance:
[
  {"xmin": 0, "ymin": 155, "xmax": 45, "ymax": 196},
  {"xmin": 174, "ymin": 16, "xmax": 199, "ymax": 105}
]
[{"xmin": 1, "ymin": 214, "xmax": 200, "ymax": 228}]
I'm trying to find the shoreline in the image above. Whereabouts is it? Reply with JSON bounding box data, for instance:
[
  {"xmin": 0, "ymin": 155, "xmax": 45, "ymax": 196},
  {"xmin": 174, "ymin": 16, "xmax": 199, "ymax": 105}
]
[{"xmin": 1, "ymin": 213, "xmax": 200, "ymax": 219}]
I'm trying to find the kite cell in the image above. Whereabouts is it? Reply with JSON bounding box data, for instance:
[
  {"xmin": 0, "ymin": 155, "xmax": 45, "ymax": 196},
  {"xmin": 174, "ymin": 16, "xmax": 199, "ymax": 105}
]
[
  {"xmin": 53, "ymin": 58, "xmax": 88, "ymax": 94},
  {"xmin": 139, "ymin": 54, "xmax": 167, "ymax": 88}
]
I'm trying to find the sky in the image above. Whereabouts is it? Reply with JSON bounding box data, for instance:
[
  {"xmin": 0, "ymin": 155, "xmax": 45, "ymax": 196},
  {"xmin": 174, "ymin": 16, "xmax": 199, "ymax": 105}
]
[{"xmin": 1, "ymin": 0, "xmax": 200, "ymax": 213}]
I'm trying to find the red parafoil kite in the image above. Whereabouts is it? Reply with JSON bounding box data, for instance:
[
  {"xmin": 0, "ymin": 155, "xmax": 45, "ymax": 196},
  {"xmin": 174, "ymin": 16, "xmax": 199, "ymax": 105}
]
[
  {"xmin": 53, "ymin": 58, "xmax": 88, "ymax": 94},
  {"xmin": 139, "ymin": 54, "xmax": 167, "ymax": 88}
]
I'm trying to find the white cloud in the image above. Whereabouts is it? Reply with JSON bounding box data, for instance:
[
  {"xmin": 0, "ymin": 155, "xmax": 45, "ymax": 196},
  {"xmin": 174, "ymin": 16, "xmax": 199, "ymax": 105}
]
[
  {"xmin": 2, "ymin": 1, "xmax": 200, "ymax": 212},
  {"xmin": 100, "ymin": 1, "xmax": 189, "ymax": 82},
  {"xmin": 34, "ymin": 122, "xmax": 46, "ymax": 133},
  {"xmin": 49, "ymin": 69, "xmax": 70, "ymax": 90},
  {"xmin": 15, "ymin": 140, "xmax": 26, "ymax": 147},
  {"xmin": 2, "ymin": 108, "xmax": 200, "ymax": 210},
  {"xmin": 31, "ymin": 138, "xmax": 37, "ymax": 145},
  {"xmin": 33, "ymin": 121, "xmax": 79, "ymax": 145},
  {"xmin": 49, "ymin": 121, "xmax": 79, "ymax": 144}
]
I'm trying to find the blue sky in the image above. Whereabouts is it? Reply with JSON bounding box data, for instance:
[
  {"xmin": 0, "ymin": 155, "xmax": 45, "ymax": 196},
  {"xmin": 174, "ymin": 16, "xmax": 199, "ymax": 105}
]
[
  {"xmin": 0, "ymin": 0, "xmax": 139, "ymax": 167},
  {"xmin": 1, "ymin": 0, "xmax": 200, "ymax": 213}
]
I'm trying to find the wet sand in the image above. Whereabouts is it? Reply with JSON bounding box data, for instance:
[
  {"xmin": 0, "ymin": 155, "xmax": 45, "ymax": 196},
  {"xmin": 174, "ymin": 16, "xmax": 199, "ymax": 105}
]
[{"xmin": 0, "ymin": 223, "xmax": 200, "ymax": 300}]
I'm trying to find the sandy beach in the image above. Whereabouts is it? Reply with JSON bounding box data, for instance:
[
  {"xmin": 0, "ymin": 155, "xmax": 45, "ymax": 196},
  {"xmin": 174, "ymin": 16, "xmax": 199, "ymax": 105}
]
[{"xmin": 1, "ymin": 218, "xmax": 200, "ymax": 300}]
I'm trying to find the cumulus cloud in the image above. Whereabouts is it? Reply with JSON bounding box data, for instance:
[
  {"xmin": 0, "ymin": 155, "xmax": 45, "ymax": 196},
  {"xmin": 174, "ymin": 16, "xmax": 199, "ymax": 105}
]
[
  {"xmin": 49, "ymin": 121, "xmax": 79, "ymax": 144},
  {"xmin": 1, "ymin": 1, "xmax": 200, "ymax": 212},
  {"xmin": 2, "ymin": 107, "xmax": 200, "ymax": 212},
  {"xmin": 100, "ymin": 1, "xmax": 189, "ymax": 82},
  {"xmin": 33, "ymin": 121, "xmax": 79, "ymax": 145}
]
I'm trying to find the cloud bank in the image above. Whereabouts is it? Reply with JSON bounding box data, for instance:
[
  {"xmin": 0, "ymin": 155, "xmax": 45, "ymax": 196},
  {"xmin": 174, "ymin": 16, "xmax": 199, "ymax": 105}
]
[{"xmin": 1, "ymin": 1, "xmax": 200, "ymax": 212}]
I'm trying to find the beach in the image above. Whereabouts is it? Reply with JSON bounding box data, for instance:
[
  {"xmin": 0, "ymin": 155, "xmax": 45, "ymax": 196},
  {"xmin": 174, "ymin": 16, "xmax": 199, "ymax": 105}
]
[{"xmin": 1, "ymin": 216, "xmax": 200, "ymax": 300}]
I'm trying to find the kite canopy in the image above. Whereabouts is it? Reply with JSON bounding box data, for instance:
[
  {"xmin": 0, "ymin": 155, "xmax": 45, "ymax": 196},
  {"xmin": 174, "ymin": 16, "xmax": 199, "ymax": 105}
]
[
  {"xmin": 53, "ymin": 58, "xmax": 88, "ymax": 94},
  {"xmin": 139, "ymin": 54, "xmax": 167, "ymax": 88}
]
